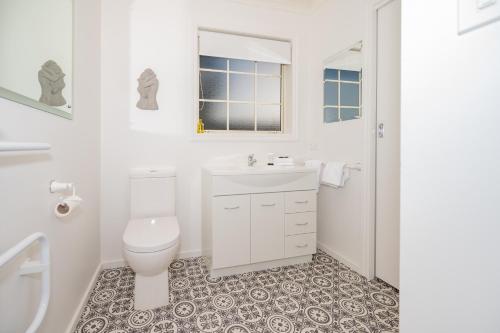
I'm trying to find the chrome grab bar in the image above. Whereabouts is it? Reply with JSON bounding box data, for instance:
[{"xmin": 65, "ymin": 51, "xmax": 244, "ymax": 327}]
[
  {"xmin": 0, "ymin": 142, "xmax": 51, "ymax": 152},
  {"xmin": 0, "ymin": 233, "xmax": 50, "ymax": 333}
]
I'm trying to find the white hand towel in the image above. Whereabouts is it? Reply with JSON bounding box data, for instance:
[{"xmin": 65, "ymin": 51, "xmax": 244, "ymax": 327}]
[
  {"xmin": 305, "ymin": 160, "xmax": 322, "ymax": 192},
  {"xmin": 321, "ymin": 162, "xmax": 350, "ymax": 188}
]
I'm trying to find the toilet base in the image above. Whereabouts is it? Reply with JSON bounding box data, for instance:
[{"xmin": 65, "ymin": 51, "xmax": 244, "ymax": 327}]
[{"xmin": 134, "ymin": 271, "xmax": 169, "ymax": 310}]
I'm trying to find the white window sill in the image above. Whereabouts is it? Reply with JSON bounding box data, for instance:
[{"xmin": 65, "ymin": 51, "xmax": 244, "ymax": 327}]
[{"xmin": 190, "ymin": 132, "xmax": 298, "ymax": 143}]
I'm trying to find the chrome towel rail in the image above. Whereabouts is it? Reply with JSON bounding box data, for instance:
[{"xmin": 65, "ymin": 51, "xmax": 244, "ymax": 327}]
[
  {"xmin": 345, "ymin": 162, "xmax": 362, "ymax": 171},
  {"xmin": 0, "ymin": 233, "xmax": 50, "ymax": 333}
]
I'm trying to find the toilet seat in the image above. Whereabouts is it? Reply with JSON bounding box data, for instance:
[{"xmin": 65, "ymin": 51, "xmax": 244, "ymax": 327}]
[{"xmin": 123, "ymin": 216, "xmax": 179, "ymax": 253}]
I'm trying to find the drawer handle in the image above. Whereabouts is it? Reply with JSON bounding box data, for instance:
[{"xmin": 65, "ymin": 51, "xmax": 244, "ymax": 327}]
[
  {"xmin": 295, "ymin": 222, "xmax": 309, "ymax": 226},
  {"xmin": 261, "ymin": 203, "xmax": 276, "ymax": 207},
  {"xmin": 296, "ymin": 244, "xmax": 308, "ymax": 248},
  {"xmin": 224, "ymin": 206, "xmax": 240, "ymax": 210},
  {"xmin": 295, "ymin": 200, "xmax": 309, "ymax": 204}
]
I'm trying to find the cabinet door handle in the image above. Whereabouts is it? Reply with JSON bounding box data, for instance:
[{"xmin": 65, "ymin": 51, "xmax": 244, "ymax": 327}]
[
  {"xmin": 295, "ymin": 222, "xmax": 309, "ymax": 226},
  {"xmin": 296, "ymin": 244, "xmax": 308, "ymax": 248},
  {"xmin": 295, "ymin": 200, "xmax": 308, "ymax": 204},
  {"xmin": 261, "ymin": 203, "xmax": 276, "ymax": 207},
  {"xmin": 224, "ymin": 206, "xmax": 240, "ymax": 210}
]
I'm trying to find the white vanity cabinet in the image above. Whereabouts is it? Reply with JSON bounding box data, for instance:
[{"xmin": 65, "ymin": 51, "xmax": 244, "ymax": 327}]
[{"xmin": 202, "ymin": 166, "xmax": 318, "ymax": 276}]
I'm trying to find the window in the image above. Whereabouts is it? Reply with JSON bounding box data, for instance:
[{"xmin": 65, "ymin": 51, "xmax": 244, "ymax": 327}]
[
  {"xmin": 323, "ymin": 68, "xmax": 362, "ymax": 123},
  {"xmin": 199, "ymin": 56, "xmax": 283, "ymax": 132},
  {"xmin": 196, "ymin": 30, "xmax": 291, "ymax": 135}
]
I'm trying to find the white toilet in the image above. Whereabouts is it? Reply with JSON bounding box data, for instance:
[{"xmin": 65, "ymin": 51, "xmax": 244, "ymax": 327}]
[{"xmin": 122, "ymin": 167, "xmax": 180, "ymax": 310}]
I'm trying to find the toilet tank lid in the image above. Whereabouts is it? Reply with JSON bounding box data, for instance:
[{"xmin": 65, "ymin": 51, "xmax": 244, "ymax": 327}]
[{"xmin": 130, "ymin": 167, "xmax": 176, "ymax": 178}]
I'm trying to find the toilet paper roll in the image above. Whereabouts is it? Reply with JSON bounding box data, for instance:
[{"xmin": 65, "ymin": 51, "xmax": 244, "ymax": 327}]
[{"xmin": 54, "ymin": 195, "xmax": 82, "ymax": 218}]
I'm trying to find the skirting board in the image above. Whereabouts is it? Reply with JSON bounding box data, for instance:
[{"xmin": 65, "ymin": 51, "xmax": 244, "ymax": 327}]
[
  {"xmin": 101, "ymin": 249, "xmax": 203, "ymax": 270},
  {"xmin": 317, "ymin": 241, "xmax": 363, "ymax": 276},
  {"xmin": 65, "ymin": 262, "xmax": 102, "ymax": 333}
]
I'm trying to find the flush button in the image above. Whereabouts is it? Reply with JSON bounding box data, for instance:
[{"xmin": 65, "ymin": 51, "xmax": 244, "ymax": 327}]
[{"xmin": 458, "ymin": 0, "xmax": 500, "ymax": 34}]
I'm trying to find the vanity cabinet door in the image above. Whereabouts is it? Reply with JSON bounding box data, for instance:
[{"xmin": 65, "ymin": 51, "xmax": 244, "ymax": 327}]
[
  {"xmin": 212, "ymin": 195, "xmax": 251, "ymax": 269},
  {"xmin": 251, "ymin": 193, "xmax": 285, "ymax": 263}
]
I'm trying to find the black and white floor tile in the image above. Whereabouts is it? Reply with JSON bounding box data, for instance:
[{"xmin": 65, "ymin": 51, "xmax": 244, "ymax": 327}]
[{"xmin": 75, "ymin": 250, "xmax": 399, "ymax": 333}]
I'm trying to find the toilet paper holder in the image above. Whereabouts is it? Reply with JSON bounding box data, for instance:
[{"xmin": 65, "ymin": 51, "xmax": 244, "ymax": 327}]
[
  {"xmin": 49, "ymin": 181, "xmax": 74, "ymax": 194},
  {"xmin": 49, "ymin": 181, "xmax": 83, "ymax": 218}
]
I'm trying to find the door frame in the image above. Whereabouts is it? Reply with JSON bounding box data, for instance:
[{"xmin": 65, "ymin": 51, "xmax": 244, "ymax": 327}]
[{"xmin": 360, "ymin": 0, "xmax": 400, "ymax": 280}]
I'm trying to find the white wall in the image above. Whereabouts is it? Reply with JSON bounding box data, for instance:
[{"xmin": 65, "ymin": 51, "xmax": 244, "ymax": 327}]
[
  {"xmin": 305, "ymin": 0, "xmax": 369, "ymax": 273},
  {"xmin": 400, "ymin": 1, "xmax": 500, "ymax": 331},
  {"xmin": 0, "ymin": 0, "xmax": 101, "ymax": 332},
  {"xmin": 100, "ymin": 0, "xmax": 311, "ymax": 262}
]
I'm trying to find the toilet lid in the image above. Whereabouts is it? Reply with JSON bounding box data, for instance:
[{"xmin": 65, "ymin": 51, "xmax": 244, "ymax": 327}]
[{"xmin": 123, "ymin": 216, "xmax": 179, "ymax": 253}]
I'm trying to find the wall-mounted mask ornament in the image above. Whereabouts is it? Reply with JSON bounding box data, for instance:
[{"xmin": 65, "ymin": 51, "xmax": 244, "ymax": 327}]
[
  {"xmin": 136, "ymin": 68, "xmax": 159, "ymax": 110},
  {"xmin": 38, "ymin": 60, "xmax": 67, "ymax": 107}
]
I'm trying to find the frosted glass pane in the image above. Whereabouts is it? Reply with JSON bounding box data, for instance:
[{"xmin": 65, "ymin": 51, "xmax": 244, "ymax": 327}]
[
  {"xmin": 257, "ymin": 77, "xmax": 281, "ymax": 103},
  {"xmin": 324, "ymin": 82, "xmax": 338, "ymax": 106},
  {"xmin": 230, "ymin": 59, "xmax": 255, "ymax": 73},
  {"xmin": 199, "ymin": 101, "xmax": 226, "ymax": 130},
  {"xmin": 340, "ymin": 83, "xmax": 359, "ymax": 106},
  {"xmin": 229, "ymin": 74, "xmax": 254, "ymax": 101},
  {"xmin": 340, "ymin": 70, "xmax": 359, "ymax": 82},
  {"xmin": 200, "ymin": 55, "xmax": 227, "ymax": 70},
  {"xmin": 324, "ymin": 68, "xmax": 338, "ymax": 80},
  {"xmin": 200, "ymin": 71, "xmax": 227, "ymax": 100},
  {"xmin": 324, "ymin": 107, "xmax": 339, "ymax": 123},
  {"xmin": 257, "ymin": 62, "xmax": 281, "ymax": 75},
  {"xmin": 257, "ymin": 105, "xmax": 281, "ymax": 131},
  {"xmin": 229, "ymin": 103, "xmax": 254, "ymax": 131},
  {"xmin": 340, "ymin": 108, "xmax": 359, "ymax": 121}
]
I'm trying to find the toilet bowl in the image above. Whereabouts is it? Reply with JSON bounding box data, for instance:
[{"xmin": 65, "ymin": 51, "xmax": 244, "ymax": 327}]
[
  {"xmin": 122, "ymin": 167, "xmax": 180, "ymax": 310},
  {"xmin": 123, "ymin": 216, "xmax": 179, "ymax": 310}
]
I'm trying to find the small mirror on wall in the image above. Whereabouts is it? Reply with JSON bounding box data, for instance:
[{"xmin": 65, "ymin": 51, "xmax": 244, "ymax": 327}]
[
  {"xmin": 323, "ymin": 41, "xmax": 362, "ymax": 123},
  {"xmin": 0, "ymin": 0, "xmax": 73, "ymax": 119}
]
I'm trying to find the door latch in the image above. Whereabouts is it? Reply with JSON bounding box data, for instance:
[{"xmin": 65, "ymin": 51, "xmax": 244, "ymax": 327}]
[{"xmin": 378, "ymin": 123, "xmax": 385, "ymax": 138}]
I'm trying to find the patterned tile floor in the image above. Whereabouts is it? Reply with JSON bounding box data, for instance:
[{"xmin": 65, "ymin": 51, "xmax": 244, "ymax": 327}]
[{"xmin": 75, "ymin": 250, "xmax": 399, "ymax": 333}]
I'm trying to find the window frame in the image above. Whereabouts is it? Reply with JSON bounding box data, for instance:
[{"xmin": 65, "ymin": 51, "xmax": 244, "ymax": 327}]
[
  {"xmin": 192, "ymin": 28, "xmax": 298, "ymax": 142},
  {"xmin": 198, "ymin": 56, "xmax": 285, "ymax": 133}
]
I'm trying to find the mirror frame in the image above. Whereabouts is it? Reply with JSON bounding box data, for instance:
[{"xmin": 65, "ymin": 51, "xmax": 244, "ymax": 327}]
[{"xmin": 0, "ymin": 0, "xmax": 74, "ymax": 120}]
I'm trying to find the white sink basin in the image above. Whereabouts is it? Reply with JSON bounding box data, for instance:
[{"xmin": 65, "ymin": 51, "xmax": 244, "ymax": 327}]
[
  {"xmin": 203, "ymin": 164, "xmax": 315, "ymax": 176},
  {"xmin": 202, "ymin": 164, "xmax": 318, "ymax": 195}
]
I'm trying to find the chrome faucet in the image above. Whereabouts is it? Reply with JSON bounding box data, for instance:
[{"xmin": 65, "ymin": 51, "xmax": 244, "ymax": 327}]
[{"xmin": 248, "ymin": 154, "xmax": 257, "ymax": 167}]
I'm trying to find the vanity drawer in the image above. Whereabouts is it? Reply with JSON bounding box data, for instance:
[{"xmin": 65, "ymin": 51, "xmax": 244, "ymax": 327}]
[
  {"xmin": 285, "ymin": 233, "xmax": 316, "ymax": 257},
  {"xmin": 284, "ymin": 191, "xmax": 317, "ymax": 213},
  {"xmin": 285, "ymin": 212, "xmax": 316, "ymax": 235}
]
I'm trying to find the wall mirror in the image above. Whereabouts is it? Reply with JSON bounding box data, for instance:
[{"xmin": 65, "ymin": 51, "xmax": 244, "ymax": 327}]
[
  {"xmin": 0, "ymin": 0, "xmax": 73, "ymax": 119},
  {"xmin": 323, "ymin": 41, "xmax": 362, "ymax": 123}
]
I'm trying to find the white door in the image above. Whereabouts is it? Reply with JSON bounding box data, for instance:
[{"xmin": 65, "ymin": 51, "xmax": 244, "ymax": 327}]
[
  {"xmin": 212, "ymin": 195, "xmax": 251, "ymax": 269},
  {"xmin": 375, "ymin": 0, "xmax": 401, "ymax": 288},
  {"xmin": 251, "ymin": 193, "xmax": 284, "ymax": 263}
]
